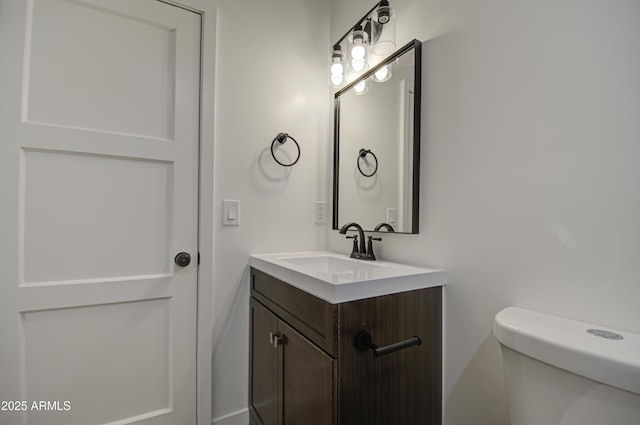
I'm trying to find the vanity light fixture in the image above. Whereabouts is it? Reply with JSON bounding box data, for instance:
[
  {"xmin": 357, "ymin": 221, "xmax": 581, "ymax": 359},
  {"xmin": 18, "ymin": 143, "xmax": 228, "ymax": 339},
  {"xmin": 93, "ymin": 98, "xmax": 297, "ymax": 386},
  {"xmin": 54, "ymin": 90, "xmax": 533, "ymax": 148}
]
[
  {"xmin": 371, "ymin": 1, "xmax": 396, "ymax": 55},
  {"xmin": 328, "ymin": 45, "xmax": 347, "ymax": 88},
  {"xmin": 328, "ymin": 0, "xmax": 396, "ymax": 88},
  {"xmin": 347, "ymin": 25, "xmax": 370, "ymax": 73}
]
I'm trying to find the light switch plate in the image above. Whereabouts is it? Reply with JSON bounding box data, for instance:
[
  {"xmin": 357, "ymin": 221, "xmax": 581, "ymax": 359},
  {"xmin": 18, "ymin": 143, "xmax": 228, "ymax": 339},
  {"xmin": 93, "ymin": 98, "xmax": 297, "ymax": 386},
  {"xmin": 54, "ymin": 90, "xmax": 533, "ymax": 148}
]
[{"xmin": 223, "ymin": 200, "xmax": 240, "ymax": 226}]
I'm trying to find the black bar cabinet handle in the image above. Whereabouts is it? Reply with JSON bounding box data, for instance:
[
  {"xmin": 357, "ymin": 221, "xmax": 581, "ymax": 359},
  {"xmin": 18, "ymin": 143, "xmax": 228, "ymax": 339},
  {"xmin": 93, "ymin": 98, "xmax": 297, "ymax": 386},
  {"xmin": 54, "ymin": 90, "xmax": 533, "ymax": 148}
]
[{"xmin": 354, "ymin": 331, "xmax": 422, "ymax": 358}]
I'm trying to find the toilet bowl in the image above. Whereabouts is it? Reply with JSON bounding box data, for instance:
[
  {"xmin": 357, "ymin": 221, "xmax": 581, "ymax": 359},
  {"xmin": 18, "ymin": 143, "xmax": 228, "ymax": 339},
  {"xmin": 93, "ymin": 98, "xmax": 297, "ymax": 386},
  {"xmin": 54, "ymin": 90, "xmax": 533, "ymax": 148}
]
[{"xmin": 493, "ymin": 307, "xmax": 640, "ymax": 425}]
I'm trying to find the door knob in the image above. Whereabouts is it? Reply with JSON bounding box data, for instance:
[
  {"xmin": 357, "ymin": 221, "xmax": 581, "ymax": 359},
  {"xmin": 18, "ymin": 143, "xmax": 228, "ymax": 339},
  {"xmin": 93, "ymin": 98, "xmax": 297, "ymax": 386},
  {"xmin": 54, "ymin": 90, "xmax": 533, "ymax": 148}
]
[{"xmin": 174, "ymin": 252, "xmax": 191, "ymax": 267}]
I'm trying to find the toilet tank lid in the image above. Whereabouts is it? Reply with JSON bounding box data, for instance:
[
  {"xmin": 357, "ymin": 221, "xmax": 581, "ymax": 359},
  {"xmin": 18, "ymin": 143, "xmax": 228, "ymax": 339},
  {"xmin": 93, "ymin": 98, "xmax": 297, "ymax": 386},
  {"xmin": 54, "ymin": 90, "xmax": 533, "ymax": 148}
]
[{"xmin": 494, "ymin": 307, "xmax": 640, "ymax": 395}]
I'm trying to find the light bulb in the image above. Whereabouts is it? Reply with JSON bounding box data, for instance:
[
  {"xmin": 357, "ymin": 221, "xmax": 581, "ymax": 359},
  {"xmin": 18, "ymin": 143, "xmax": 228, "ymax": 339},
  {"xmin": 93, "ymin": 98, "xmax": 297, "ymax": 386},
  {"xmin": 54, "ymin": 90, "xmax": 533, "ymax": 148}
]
[
  {"xmin": 351, "ymin": 59, "xmax": 366, "ymax": 72},
  {"xmin": 347, "ymin": 28, "xmax": 369, "ymax": 73},
  {"xmin": 328, "ymin": 45, "xmax": 346, "ymax": 88},
  {"xmin": 374, "ymin": 66, "xmax": 389, "ymax": 81},
  {"xmin": 351, "ymin": 45, "xmax": 365, "ymax": 61},
  {"xmin": 354, "ymin": 81, "xmax": 367, "ymax": 94},
  {"xmin": 331, "ymin": 74, "xmax": 344, "ymax": 86}
]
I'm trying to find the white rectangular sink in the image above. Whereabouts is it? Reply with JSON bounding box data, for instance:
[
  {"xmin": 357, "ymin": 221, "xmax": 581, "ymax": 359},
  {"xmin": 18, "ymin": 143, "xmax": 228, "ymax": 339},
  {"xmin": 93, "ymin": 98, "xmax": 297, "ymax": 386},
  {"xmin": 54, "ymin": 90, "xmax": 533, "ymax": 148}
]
[
  {"xmin": 249, "ymin": 251, "xmax": 446, "ymax": 304},
  {"xmin": 280, "ymin": 255, "xmax": 385, "ymax": 274}
]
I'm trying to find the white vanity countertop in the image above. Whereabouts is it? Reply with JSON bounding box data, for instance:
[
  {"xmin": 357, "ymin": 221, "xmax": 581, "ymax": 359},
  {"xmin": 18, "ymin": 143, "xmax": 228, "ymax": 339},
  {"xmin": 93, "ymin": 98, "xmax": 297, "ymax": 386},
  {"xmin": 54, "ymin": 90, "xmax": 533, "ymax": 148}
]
[{"xmin": 249, "ymin": 251, "xmax": 447, "ymax": 304}]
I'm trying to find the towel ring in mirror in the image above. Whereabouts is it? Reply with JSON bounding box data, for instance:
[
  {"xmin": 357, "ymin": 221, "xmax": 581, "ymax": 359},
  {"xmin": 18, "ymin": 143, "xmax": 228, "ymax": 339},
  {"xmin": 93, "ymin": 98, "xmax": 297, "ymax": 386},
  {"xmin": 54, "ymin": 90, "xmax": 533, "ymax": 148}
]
[
  {"xmin": 357, "ymin": 149, "xmax": 378, "ymax": 177},
  {"xmin": 271, "ymin": 133, "xmax": 300, "ymax": 167}
]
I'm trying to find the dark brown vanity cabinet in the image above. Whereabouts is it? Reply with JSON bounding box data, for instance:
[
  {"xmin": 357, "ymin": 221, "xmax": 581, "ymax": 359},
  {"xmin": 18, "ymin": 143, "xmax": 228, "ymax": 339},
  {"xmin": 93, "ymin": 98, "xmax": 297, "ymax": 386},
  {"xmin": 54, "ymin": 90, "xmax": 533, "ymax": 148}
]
[{"xmin": 249, "ymin": 268, "xmax": 442, "ymax": 425}]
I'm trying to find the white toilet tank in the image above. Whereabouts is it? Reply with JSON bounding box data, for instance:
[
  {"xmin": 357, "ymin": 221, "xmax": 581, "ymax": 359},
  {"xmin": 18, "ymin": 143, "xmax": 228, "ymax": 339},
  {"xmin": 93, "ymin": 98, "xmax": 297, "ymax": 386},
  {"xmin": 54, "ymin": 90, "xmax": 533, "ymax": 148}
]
[{"xmin": 493, "ymin": 307, "xmax": 640, "ymax": 425}]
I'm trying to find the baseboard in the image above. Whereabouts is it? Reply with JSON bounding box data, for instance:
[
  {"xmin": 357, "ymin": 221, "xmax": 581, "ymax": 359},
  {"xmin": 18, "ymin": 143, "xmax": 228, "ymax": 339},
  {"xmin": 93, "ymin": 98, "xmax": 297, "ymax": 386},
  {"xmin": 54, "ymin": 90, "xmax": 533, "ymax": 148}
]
[{"xmin": 212, "ymin": 408, "xmax": 249, "ymax": 425}]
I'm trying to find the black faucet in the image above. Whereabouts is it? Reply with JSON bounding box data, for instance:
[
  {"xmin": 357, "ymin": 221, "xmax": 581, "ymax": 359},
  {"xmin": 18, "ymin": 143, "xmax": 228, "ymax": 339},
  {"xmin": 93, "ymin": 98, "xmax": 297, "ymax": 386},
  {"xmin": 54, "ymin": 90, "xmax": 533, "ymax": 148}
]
[
  {"xmin": 374, "ymin": 222, "xmax": 395, "ymax": 232},
  {"xmin": 365, "ymin": 236, "xmax": 382, "ymax": 260},
  {"xmin": 339, "ymin": 222, "xmax": 380, "ymax": 261},
  {"xmin": 338, "ymin": 222, "xmax": 367, "ymax": 259}
]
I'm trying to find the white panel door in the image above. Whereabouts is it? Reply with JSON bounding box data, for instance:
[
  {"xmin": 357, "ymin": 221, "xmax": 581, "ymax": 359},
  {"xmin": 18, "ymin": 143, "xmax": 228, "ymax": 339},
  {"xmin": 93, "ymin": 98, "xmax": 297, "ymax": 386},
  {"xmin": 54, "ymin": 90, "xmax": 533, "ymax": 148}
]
[{"xmin": 0, "ymin": 1, "xmax": 201, "ymax": 424}]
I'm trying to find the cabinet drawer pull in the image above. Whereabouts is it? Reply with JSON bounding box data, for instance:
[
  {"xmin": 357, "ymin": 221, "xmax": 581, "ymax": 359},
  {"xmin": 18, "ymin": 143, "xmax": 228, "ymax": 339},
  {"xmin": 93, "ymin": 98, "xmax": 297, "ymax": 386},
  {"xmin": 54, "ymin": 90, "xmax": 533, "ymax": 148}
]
[
  {"xmin": 354, "ymin": 331, "xmax": 422, "ymax": 357},
  {"xmin": 269, "ymin": 331, "xmax": 282, "ymax": 349}
]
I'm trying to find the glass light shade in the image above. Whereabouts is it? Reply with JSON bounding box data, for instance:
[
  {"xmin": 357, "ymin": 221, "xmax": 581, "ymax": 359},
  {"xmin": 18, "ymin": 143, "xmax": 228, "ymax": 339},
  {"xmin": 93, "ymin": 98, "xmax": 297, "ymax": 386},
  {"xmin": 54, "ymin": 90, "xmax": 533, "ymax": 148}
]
[
  {"xmin": 330, "ymin": 73, "xmax": 345, "ymax": 87},
  {"xmin": 354, "ymin": 80, "xmax": 368, "ymax": 95},
  {"xmin": 347, "ymin": 29, "xmax": 369, "ymax": 73},
  {"xmin": 371, "ymin": 64, "xmax": 392, "ymax": 82},
  {"xmin": 371, "ymin": 6, "xmax": 396, "ymax": 55},
  {"xmin": 350, "ymin": 59, "xmax": 367, "ymax": 73},
  {"xmin": 328, "ymin": 47, "xmax": 347, "ymax": 88}
]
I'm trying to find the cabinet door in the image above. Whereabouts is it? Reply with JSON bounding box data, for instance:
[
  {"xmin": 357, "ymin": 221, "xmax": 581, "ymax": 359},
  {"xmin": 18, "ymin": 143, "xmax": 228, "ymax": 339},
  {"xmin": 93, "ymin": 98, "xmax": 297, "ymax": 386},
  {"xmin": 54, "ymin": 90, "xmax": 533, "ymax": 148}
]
[
  {"xmin": 281, "ymin": 322, "xmax": 337, "ymax": 425},
  {"xmin": 250, "ymin": 299, "xmax": 280, "ymax": 425},
  {"xmin": 337, "ymin": 287, "xmax": 442, "ymax": 425}
]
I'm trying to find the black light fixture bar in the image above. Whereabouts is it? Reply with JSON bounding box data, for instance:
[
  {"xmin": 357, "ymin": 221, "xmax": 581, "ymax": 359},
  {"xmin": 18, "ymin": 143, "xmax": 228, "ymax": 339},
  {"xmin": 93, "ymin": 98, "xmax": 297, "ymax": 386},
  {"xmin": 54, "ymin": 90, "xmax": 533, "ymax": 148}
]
[{"xmin": 332, "ymin": 0, "xmax": 387, "ymax": 49}]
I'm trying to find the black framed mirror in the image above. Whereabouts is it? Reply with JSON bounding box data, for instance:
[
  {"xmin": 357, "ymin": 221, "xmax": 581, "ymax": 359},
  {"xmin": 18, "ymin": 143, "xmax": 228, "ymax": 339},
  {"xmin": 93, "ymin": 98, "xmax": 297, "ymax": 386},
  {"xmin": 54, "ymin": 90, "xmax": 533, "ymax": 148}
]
[{"xmin": 333, "ymin": 39, "xmax": 421, "ymax": 234}]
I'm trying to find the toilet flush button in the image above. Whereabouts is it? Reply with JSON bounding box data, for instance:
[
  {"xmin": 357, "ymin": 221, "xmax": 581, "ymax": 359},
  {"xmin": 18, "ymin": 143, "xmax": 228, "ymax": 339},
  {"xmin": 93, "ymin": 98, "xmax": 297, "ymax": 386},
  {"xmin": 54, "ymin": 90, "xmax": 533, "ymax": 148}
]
[{"xmin": 587, "ymin": 329, "xmax": 624, "ymax": 340}]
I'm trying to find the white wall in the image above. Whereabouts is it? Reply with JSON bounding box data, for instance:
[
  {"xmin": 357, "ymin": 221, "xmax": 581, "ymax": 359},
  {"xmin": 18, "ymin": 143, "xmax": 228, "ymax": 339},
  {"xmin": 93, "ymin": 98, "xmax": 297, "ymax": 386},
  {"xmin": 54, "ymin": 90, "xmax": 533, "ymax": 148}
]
[
  {"xmin": 211, "ymin": 0, "xmax": 330, "ymax": 422},
  {"xmin": 329, "ymin": 1, "xmax": 640, "ymax": 424}
]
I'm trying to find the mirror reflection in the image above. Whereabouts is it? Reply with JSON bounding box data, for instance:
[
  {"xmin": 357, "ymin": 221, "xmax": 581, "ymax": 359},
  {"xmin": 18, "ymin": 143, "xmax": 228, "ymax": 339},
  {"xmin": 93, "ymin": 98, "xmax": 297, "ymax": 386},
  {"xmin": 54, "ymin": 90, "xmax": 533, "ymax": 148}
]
[{"xmin": 333, "ymin": 40, "xmax": 421, "ymax": 234}]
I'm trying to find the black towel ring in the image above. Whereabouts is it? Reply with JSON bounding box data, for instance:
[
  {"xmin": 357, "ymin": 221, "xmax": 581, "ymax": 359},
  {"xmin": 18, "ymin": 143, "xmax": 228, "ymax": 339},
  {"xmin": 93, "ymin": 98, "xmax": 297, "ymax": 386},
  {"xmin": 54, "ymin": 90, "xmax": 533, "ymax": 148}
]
[
  {"xmin": 271, "ymin": 133, "xmax": 300, "ymax": 167},
  {"xmin": 357, "ymin": 149, "xmax": 378, "ymax": 177}
]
